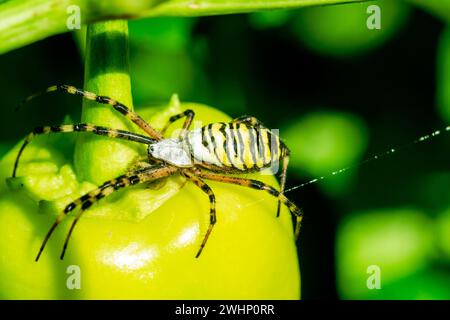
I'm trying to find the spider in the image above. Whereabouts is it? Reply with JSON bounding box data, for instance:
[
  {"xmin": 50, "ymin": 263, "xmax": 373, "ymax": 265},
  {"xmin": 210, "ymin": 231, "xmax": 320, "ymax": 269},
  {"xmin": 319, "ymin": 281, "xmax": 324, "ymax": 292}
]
[{"xmin": 12, "ymin": 85, "xmax": 303, "ymax": 262}]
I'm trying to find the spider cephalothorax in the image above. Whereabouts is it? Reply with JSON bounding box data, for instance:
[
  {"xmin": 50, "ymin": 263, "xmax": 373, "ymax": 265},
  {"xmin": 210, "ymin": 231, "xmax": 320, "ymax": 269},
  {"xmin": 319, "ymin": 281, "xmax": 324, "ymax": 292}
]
[{"xmin": 13, "ymin": 85, "xmax": 303, "ymax": 261}]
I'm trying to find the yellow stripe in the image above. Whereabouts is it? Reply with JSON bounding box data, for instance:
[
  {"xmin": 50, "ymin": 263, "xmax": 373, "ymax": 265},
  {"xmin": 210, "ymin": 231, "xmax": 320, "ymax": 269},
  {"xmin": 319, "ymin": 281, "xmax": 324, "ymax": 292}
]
[
  {"xmin": 227, "ymin": 123, "xmax": 244, "ymax": 170},
  {"xmin": 102, "ymin": 186, "xmax": 115, "ymax": 196},
  {"xmin": 46, "ymin": 85, "xmax": 58, "ymax": 93},
  {"xmin": 84, "ymin": 92, "xmax": 97, "ymax": 100},
  {"xmin": 212, "ymin": 123, "xmax": 232, "ymax": 167},
  {"xmin": 238, "ymin": 125, "xmax": 256, "ymax": 169},
  {"xmin": 256, "ymin": 128, "xmax": 267, "ymax": 167},
  {"xmin": 229, "ymin": 125, "xmax": 245, "ymax": 170},
  {"xmin": 67, "ymin": 86, "xmax": 77, "ymax": 94},
  {"xmin": 108, "ymin": 99, "xmax": 117, "ymax": 105},
  {"xmin": 60, "ymin": 125, "xmax": 74, "ymax": 132},
  {"xmin": 84, "ymin": 124, "xmax": 95, "ymax": 132}
]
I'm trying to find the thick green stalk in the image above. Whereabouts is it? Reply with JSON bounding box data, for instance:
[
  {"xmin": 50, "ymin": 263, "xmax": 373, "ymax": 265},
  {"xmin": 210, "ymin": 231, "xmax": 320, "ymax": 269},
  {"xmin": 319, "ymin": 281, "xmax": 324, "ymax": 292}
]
[{"xmin": 74, "ymin": 20, "xmax": 140, "ymax": 185}]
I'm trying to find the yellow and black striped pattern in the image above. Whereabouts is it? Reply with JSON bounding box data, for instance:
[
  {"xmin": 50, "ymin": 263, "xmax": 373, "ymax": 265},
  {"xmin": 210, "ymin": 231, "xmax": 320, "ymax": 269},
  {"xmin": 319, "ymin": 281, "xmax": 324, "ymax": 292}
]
[{"xmin": 186, "ymin": 122, "xmax": 284, "ymax": 171}]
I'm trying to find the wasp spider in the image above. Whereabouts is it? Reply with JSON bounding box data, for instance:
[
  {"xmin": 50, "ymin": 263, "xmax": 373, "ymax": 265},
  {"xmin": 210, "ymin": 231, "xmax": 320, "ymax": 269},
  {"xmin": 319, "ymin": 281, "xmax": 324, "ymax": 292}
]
[{"xmin": 13, "ymin": 85, "xmax": 303, "ymax": 261}]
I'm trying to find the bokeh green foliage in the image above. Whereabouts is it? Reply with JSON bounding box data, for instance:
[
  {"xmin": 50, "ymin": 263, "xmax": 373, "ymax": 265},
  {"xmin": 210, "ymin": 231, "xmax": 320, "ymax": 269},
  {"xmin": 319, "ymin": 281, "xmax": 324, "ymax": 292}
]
[
  {"xmin": 437, "ymin": 26, "xmax": 450, "ymax": 123},
  {"xmin": 129, "ymin": 18, "xmax": 201, "ymax": 104},
  {"xmin": 246, "ymin": 1, "xmax": 450, "ymax": 300},
  {"xmin": 283, "ymin": 111, "xmax": 368, "ymax": 196},
  {"xmin": 337, "ymin": 207, "xmax": 450, "ymax": 299},
  {"xmin": 292, "ymin": 0, "xmax": 411, "ymax": 57},
  {"xmin": 250, "ymin": 0, "xmax": 412, "ymax": 57}
]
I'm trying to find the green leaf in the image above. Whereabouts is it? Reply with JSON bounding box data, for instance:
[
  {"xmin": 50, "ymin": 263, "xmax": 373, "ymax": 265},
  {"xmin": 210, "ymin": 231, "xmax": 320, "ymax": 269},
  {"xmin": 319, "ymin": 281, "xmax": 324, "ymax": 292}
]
[{"xmin": 0, "ymin": 0, "xmax": 369, "ymax": 55}]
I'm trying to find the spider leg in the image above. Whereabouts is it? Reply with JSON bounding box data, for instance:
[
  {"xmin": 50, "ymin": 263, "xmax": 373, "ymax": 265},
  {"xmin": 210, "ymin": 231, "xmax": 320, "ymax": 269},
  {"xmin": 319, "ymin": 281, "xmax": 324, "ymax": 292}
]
[
  {"xmin": 182, "ymin": 169, "xmax": 216, "ymax": 258},
  {"xmin": 233, "ymin": 116, "xmax": 290, "ymax": 218},
  {"xmin": 35, "ymin": 164, "xmax": 177, "ymax": 261},
  {"xmin": 19, "ymin": 85, "xmax": 163, "ymax": 139},
  {"xmin": 161, "ymin": 109, "xmax": 195, "ymax": 137},
  {"xmin": 191, "ymin": 168, "xmax": 303, "ymax": 239},
  {"xmin": 231, "ymin": 115, "xmax": 267, "ymax": 128},
  {"xmin": 13, "ymin": 123, "xmax": 155, "ymax": 177}
]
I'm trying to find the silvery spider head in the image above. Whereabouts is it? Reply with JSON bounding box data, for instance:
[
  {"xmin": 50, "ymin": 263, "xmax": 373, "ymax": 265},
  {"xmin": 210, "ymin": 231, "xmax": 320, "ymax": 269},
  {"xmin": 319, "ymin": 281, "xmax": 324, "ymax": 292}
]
[{"xmin": 148, "ymin": 138, "xmax": 193, "ymax": 167}]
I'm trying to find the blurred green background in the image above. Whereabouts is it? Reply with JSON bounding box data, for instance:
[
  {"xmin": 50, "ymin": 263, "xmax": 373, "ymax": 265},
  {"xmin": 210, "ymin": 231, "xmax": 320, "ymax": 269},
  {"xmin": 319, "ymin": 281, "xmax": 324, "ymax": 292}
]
[{"xmin": 0, "ymin": 0, "xmax": 449, "ymax": 299}]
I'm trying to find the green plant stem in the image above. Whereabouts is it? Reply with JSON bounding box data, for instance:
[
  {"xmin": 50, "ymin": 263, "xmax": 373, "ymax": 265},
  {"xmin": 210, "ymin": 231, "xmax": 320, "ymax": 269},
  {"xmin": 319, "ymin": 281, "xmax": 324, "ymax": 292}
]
[
  {"xmin": 0, "ymin": 0, "xmax": 370, "ymax": 54},
  {"xmin": 74, "ymin": 20, "xmax": 140, "ymax": 185}
]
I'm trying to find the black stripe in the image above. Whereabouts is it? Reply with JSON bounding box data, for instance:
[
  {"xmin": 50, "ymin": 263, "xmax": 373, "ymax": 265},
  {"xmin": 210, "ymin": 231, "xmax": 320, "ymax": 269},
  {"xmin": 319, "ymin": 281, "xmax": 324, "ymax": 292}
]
[
  {"xmin": 256, "ymin": 128, "xmax": 267, "ymax": 165},
  {"xmin": 249, "ymin": 180, "xmax": 264, "ymax": 189},
  {"xmin": 50, "ymin": 125, "xmax": 63, "ymax": 132},
  {"xmin": 82, "ymin": 201, "xmax": 93, "ymax": 210},
  {"xmin": 80, "ymin": 194, "xmax": 90, "ymax": 202},
  {"xmin": 96, "ymin": 96, "xmax": 109, "ymax": 104},
  {"xmin": 113, "ymin": 103, "xmax": 129, "ymax": 114},
  {"xmin": 229, "ymin": 123, "xmax": 238, "ymax": 157},
  {"xmin": 207, "ymin": 124, "xmax": 221, "ymax": 164},
  {"xmin": 96, "ymin": 192, "xmax": 106, "ymax": 200},
  {"xmin": 114, "ymin": 179, "xmax": 126, "ymax": 190},
  {"xmin": 201, "ymin": 126, "xmax": 208, "ymax": 148},
  {"xmin": 266, "ymin": 130, "xmax": 272, "ymax": 158},
  {"xmin": 247, "ymin": 125, "xmax": 257, "ymax": 169},
  {"xmin": 101, "ymin": 180, "xmax": 113, "ymax": 188},
  {"xmin": 58, "ymin": 84, "xmax": 69, "ymax": 91},
  {"xmin": 255, "ymin": 127, "xmax": 261, "ymax": 157},
  {"xmin": 129, "ymin": 175, "xmax": 141, "ymax": 185},
  {"xmin": 169, "ymin": 114, "xmax": 182, "ymax": 122},
  {"xmin": 269, "ymin": 131, "xmax": 279, "ymax": 162},
  {"xmin": 64, "ymin": 202, "xmax": 76, "ymax": 213},
  {"xmin": 267, "ymin": 187, "xmax": 279, "ymax": 196},
  {"xmin": 74, "ymin": 124, "xmax": 87, "ymax": 131},
  {"xmin": 93, "ymin": 126, "xmax": 108, "ymax": 134},
  {"xmin": 34, "ymin": 127, "xmax": 44, "ymax": 134}
]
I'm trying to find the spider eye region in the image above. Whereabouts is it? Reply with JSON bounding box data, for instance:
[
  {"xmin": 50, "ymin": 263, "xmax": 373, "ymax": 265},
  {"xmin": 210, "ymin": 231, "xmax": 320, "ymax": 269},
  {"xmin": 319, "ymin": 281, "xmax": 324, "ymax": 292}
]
[{"xmin": 149, "ymin": 138, "xmax": 192, "ymax": 167}]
